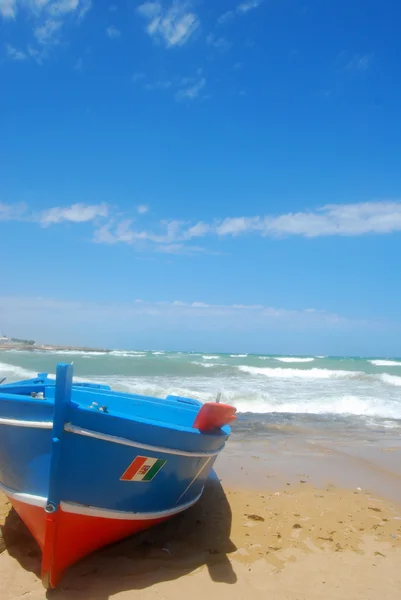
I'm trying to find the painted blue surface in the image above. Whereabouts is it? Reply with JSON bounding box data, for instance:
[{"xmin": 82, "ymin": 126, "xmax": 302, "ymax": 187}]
[{"xmin": 0, "ymin": 363, "xmax": 231, "ymax": 513}]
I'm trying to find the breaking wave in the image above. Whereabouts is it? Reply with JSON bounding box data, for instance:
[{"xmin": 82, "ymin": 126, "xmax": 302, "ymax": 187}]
[
  {"xmin": 369, "ymin": 360, "xmax": 401, "ymax": 367},
  {"xmin": 238, "ymin": 366, "xmax": 360, "ymax": 379},
  {"xmin": 273, "ymin": 357, "xmax": 315, "ymax": 363},
  {"xmin": 380, "ymin": 374, "xmax": 401, "ymax": 387},
  {"xmin": 0, "ymin": 361, "xmax": 38, "ymax": 380}
]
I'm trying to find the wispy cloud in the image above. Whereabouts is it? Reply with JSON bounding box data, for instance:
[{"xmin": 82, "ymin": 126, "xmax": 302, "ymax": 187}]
[
  {"xmin": 106, "ymin": 25, "xmax": 120, "ymax": 39},
  {"xmin": 135, "ymin": 69, "xmax": 205, "ymax": 102},
  {"xmin": 4, "ymin": 200, "xmax": 401, "ymax": 254},
  {"xmin": 0, "ymin": 0, "xmax": 16, "ymax": 18},
  {"xmin": 5, "ymin": 43, "xmax": 27, "ymax": 60},
  {"xmin": 175, "ymin": 75, "xmax": 205, "ymax": 100},
  {"xmin": 206, "ymin": 33, "xmax": 231, "ymax": 51},
  {"xmin": 34, "ymin": 18, "xmax": 62, "ymax": 45},
  {"xmin": 2, "ymin": 0, "xmax": 92, "ymax": 58},
  {"xmin": 0, "ymin": 294, "xmax": 354, "ymax": 339},
  {"xmin": 137, "ymin": 1, "xmax": 199, "ymax": 48},
  {"xmin": 40, "ymin": 203, "xmax": 109, "ymax": 226},
  {"xmin": 218, "ymin": 0, "xmax": 262, "ymax": 24},
  {"xmin": 195, "ymin": 202, "xmax": 401, "ymax": 238},
  {"xmin": 92, "ymin": 201, "xmax": 401, "ymax": 250},
  {"xmin": 237, "ymin": 0, "xmax": 262, "ymax": 13},
  {"xmin": 0, "ymin": 202, "xmax": 27, "ymax": 221}
]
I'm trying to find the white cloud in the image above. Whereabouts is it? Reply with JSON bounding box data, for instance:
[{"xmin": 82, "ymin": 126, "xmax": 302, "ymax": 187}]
[
  {"xmin": 0, "ymin": 0, "xmax": 16, "ymax": 18},
  {"xmin": 237, "ymin": 0, "xmax": 261, "ymax": 13},
  {"xmin": 34, "ymin": 18, "xmax": 62, "ymax": 44},
  {"xmin": 40, "ymin": 203, "xmax": 109, "ymax": 226},
  {"xmin": 106, "ymin": 25, "xmax": 120, "ymax": 39},
  {"xmin": 137, "ymin": 1, "xmax": 161, "ymax": 19},
  {"xmin": 218, "ymin": 0, "xmax": 262, "ymax": 24},
  {"xmin": 0, "ymin": 202, "xmax": 27, "ymax": 220},
  {"xmin": 215, "ymin": 216, "xmax": 260, "ymax": 236},
  {"xmin": 92, "ymin": 201, "xmax": 401, "ymax": 249},
  {"xmin": 5, "ymin": 200, "xmax": 401, "ymax": 254},
  {"xmin": 47, "ymin": 0, "xmax": 80, "ymax": 17},
  {"xmin": 206, "ymin": 33, "xmax": 231, "ymax": 51},
  {"xmin": 3, "ymin": 0, "xmax": 92, "ymax": 55},
  {"xmin": 206, "ymin": 202, "xmax": 401, "ymax": 239},
  {"xmin": 137, "ymin": 1, "xmax": 199, "ymax": 48},
  {"xmin": 175, "ymin": 76, "xmax": 205, "ymax": 100},
  {"xmin": 5, "ymin": 43, "xmax": 27, "ymax": 60}
]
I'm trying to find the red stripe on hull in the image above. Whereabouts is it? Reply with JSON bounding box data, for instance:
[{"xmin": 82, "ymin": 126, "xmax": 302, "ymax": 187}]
[
  {"xmin": 8, "ymin": 498, "xmax": 47, "ymax": 549},
  {"xmin": 6, "ymin": 496, "xmax": 171, "ymax": 589}
]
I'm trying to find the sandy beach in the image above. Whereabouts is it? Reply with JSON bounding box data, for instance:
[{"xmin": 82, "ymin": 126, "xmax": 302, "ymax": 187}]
[{"xmin": 1, "ymin": 431, "xmax": 401, "ymax": 600}]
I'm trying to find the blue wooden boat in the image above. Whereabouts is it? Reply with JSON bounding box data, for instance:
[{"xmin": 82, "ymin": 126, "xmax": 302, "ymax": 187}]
[{"xmin": 0, "ymin": 363, "xmax": 236, "ymax": 588}]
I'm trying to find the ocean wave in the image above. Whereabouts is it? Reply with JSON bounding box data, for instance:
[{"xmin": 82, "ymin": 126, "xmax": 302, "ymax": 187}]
[
  {"xmin": 230, "ymin": 354, "xmax": 248, "ymax": 358},
  {"xmin": 110, "ymin": 351, "xmax": 147, "ymax": 358},
  {"xmin": 369, "ymin": 360, "xmax": 401, "ymax": 367},
  {"xmin": 43, "ymin": 350, "xmax": 107, "ymax": 356},
  {"xmin": 238, "ymin": 366, "xmax": 359, "ymax": 379},
  {"xmin": 0, "ymin": 361, "xmax": 38, "ymax": 380},
  {"xmin": 152, "ymin": 351, "xmax": 165, "ymax": 355},
  {"xmin": 380, "ymin": 374, "xmax": 401, "ymax": 387},
  {"xmin": 95, "ymin": 374, "xmax": 401, "ymax": 420},
  {"xmin": 273, "ymin": 357, "xmax": 315, "ymax": 363},
  {"xmin": 202, "ymin": 355, "xmax": 219, "ymax": 360},
  {"xmin": 232, "ymin": 394, "xmax": 401, "ymax": 419},
  {"xmin": 190, "ymin": 362, "xmax": 219, "ymax": 368}
]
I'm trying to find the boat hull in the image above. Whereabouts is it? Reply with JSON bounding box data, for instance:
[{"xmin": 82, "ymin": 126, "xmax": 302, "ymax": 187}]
[
  {"xmin": 0, "ymin": 364, "xmax": 235, "ymax": 588},
  {"xmin": 6, "ymin": 489, "xmax": 199, "ymax": 588}
]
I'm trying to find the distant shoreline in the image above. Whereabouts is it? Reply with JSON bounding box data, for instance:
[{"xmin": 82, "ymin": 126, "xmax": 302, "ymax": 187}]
[{"xmin": 0, "ymin": 342, "xmax": 111, "ymax": 354}]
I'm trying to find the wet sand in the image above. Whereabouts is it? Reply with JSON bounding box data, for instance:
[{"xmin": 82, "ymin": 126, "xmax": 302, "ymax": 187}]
[{"xmin": 1, "ymin": 432, "xmax": 401, "ymax": 599}]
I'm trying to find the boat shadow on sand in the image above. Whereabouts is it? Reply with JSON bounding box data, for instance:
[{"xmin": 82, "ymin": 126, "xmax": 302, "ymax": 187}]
[{"xmin": 1, "ymin": 474, "xmax": 237, "ymax": 598}]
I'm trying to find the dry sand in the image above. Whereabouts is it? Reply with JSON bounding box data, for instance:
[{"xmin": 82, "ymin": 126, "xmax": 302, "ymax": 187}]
[{"xmin": 1, "ymin": 472, "xmax": 401, "ymax": 600}]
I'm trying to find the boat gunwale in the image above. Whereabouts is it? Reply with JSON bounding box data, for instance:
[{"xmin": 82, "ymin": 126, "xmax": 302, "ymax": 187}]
[
  {"xmin": 64, "ymin": 423, "xmax": 224, "ymax": 457},
  {"xmin": 0, "ymin": 392, "xmax": 230, "ymax": 440}
]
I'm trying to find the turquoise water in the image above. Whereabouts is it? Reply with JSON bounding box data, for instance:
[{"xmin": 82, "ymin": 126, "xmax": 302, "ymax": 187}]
[{"xmin": 1, "ymin": 350, "xmax": 401, "ymax": 432}]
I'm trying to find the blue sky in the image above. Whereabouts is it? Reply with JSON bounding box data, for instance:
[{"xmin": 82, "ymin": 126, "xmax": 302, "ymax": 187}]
[{"xmin": 1, "ymin": 0, "xmax": 401, "ymax": 354}]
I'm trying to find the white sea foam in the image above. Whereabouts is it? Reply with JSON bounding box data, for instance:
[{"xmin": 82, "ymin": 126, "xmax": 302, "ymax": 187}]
[
  {"xmin": 110, "ymin": 351, "xmax": 146, "ymax": 358},
  {"xmin": 0, "ymin": 361, "xmax": 38, "ymax": 380},
  {"xmin": 380, "ymin": 374, "xmax": 401, "ymax": 387},
  {"xmin": 369, "ymin": 360, "xmax": 401, "ymax": 367},
  {"xmin": 230, "ymin": 354, "xmax": 248, "ymax": 358},
  {"xmin": 273, "ymin": 357, "xmax": 315, "ymax": 363},
  {"xmin": 152, "ymin": 351, "xmax": 165, "ymax": 355},
  {"xmin": 238, "ymin": 366, "xmax": 359, "ymax": 379},
  {"xmin": 191, "ymin": 361, "xmax": 219, "ymax": 368},
  {"xmin": 232, "ymin": 395, "xmax": 401, "ymax": 419},
  {"xmin": 2, "ymin": 352, "xmax": 401, "ymax": 423},
  {"xmin": 96, "ymin": 374, "xmax": 401, "ymax": 420},
  {"xmin": 49, "ymin": 350, "xmax": 106, "ymax": 356}
]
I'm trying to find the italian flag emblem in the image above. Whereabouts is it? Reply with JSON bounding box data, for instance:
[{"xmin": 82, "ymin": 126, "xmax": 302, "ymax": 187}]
[{"xmin": 120, "ymin": 455, "xmax": 166, "ymax": 482}]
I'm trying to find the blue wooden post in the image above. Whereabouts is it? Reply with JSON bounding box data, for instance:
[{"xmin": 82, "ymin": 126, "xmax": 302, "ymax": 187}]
[{"xmin": 46, "ymin": 363, "xmax": 73, "ymax": 513}]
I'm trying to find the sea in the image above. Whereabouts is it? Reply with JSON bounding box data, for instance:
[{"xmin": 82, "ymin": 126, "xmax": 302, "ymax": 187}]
[{"xmin": 1, "ymin": 349, "xmax": 401, "ymax": 438}]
